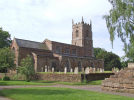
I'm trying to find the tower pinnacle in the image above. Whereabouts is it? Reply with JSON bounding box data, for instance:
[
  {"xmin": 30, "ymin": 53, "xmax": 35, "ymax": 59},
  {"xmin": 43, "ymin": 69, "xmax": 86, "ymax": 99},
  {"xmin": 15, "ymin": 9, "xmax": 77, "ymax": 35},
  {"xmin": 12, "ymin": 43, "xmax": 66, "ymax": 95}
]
[{"xmin": 72, "ymin": 19, "xmax": 74, "ymax": 25}]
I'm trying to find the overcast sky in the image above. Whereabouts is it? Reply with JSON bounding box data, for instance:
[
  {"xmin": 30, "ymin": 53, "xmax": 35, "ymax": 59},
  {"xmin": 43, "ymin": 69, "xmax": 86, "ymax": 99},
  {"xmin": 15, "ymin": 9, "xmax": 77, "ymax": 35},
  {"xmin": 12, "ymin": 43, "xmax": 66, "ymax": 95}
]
[{"xmin": 0, "ymin": 0, "xmax": 127, "ymax": 60}]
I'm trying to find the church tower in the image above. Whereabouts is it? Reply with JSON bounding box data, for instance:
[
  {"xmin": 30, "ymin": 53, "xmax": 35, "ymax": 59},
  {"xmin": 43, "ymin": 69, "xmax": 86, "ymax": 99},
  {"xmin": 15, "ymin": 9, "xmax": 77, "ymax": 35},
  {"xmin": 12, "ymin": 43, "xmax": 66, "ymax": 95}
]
[{"xmin": 72, "ymin": 17, "xmax": 94, "ymax": 57}]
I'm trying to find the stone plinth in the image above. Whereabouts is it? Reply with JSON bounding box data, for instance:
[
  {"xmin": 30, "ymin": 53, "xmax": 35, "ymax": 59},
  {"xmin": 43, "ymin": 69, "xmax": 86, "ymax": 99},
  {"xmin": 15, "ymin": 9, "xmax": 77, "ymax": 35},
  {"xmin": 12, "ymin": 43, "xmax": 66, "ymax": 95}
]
[{"xmin": 102, "ymin": 64, "xmax": 134, "ymax": 94}]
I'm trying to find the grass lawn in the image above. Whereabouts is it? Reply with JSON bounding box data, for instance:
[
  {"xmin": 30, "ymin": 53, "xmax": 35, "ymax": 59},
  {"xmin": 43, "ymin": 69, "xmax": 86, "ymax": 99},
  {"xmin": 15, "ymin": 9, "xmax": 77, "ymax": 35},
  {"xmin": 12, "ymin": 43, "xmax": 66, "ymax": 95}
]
[
  {"xmin": 0, "ymin": 79, "xmax": 102, "ymax": 86},
  {"xmin": 36, "ymin": 80, "xmax": 102, "ymax": 85},
  {"xmin": 0, "ymin": 87, "xmax": 133, "ymax": 100},
  {"xmin": 0, "ymin": 80, "xmax": 54, "ymax": 86}
]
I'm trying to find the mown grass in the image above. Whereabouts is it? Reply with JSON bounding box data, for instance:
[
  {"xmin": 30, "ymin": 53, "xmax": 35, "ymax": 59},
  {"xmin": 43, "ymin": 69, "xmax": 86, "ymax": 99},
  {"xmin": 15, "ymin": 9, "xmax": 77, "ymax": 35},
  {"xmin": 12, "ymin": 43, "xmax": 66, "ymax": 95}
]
[
  {"xmin": 35, "ymin": 80, "xmax": 102, "ymax": 85},
  {"xmin": 0, "ymin": 79, "xmax": 54, "ymax": 86},
  {"xmin": 0, "ymin": 87, "xmax": 133, "ymax": 100},
  {"xmin": 0, "ymin": 79, "xmax": 102, "ymax": 86}
]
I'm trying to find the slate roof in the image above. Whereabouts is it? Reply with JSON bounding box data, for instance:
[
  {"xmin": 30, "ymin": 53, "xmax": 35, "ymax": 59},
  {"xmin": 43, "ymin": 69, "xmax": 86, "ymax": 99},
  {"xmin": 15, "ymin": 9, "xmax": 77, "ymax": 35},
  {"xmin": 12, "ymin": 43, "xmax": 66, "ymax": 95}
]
[{"xmin": 15, "ymin": 38, "xmax": 49, "ymax": 50}]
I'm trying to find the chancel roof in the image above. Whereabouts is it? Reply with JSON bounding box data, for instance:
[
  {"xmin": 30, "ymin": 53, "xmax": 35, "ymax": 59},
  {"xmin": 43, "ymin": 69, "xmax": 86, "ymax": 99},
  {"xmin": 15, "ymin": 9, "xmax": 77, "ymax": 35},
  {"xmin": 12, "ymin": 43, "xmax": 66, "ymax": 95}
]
[{"xmin": 15, "ymin": 38, "xmax": 49, "ymax": 50}]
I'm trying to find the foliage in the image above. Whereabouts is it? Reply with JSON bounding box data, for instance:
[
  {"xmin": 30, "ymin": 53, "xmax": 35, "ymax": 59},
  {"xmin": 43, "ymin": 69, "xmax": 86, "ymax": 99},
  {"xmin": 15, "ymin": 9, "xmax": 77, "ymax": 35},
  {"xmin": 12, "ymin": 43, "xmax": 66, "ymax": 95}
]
[
  {"xmin": 82, "ymin": 79, "xmax": 89, "ymax": 83},
  {"xmin": 96, "ymin": 51, "xmax": 122, "ymax": 71},
  {"xmin": 2, "ymin": 76, "xmax": 10, "ymax": 81},
  {"xmin": 17, "ymin": 54, "xmax": 35, "ymax": 82},
  {"xmin": 0, "ymin": 47, "xmax": 16, "ymax": 76},
  {"xmin": 0, "ymin": 87, "xmax": 133, "ymax": 100},
  {"xmin": 103, "ymin": 0, "xmax": 134, "ymax": 62},
  {"xmin": 94, "ymin": 47, "xmax": 106, "ymax": 57},
  {"xmin": 0, "ymin": 27, "xmax": 12, "ymax": 48}
]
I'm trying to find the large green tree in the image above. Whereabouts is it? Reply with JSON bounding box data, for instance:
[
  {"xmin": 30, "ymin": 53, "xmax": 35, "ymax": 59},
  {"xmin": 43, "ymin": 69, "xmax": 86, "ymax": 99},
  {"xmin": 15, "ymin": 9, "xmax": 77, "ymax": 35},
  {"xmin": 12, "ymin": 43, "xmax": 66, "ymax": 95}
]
[
  {"xmin": 103, "ymin": 0, "xmax": 134, "ymax": 62},
  {"xmin": 96, "ymin": 51, "xmax": 122, "ymax": 71},
  {"xmin": 17, "ymin": 54, "xmax": 35, "ymax": 82},
  {"xmin": 0, "ymin": 27, "xmax": 12, "ymax": 48},
  {"xmin": 0, "ymin": 47, "xmax": 16, "ymax": 76},
  {"xmin": 94, "ymin": 47, "xmax": 106, "ymax": 57}
]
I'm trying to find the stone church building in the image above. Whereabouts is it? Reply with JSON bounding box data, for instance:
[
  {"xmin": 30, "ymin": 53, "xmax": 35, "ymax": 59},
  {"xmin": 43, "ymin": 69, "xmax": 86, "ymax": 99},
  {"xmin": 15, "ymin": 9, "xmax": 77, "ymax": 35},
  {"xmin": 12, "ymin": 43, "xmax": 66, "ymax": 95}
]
[{"xmin": 10, "ymin": 17, "xmax": 104, "ymax": 73}]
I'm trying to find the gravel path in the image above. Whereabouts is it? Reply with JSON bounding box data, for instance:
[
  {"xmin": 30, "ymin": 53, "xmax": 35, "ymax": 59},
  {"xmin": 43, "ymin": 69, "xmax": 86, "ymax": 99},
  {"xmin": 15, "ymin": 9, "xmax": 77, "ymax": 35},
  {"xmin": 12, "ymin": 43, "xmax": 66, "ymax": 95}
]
[{"xmin": 0, "ymin": 84, "xmax": 134, "ymax": 100}]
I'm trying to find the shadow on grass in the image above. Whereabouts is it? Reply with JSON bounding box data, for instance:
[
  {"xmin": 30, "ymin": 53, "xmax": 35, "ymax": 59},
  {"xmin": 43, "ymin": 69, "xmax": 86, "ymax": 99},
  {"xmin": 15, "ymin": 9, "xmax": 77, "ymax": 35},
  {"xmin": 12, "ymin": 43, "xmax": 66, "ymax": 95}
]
[{"xmin": 0, "ymin": 87, "xmax": 74, "ymax": 97}]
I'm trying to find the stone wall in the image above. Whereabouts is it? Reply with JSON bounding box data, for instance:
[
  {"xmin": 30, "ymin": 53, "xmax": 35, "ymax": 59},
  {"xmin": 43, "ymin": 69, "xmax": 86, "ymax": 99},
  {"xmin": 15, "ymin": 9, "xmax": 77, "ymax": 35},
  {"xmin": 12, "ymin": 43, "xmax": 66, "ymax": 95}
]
[
  {"xmin": 81, "ymin": 73, "xmax": 114, "ymax": 81},
  {"xmin": 0, "ymin": 73, "xmax": 114, "ymax": 83},
  {"xmin": 102, "ymin": 67, "xmax": 134, "ymax": 93}
]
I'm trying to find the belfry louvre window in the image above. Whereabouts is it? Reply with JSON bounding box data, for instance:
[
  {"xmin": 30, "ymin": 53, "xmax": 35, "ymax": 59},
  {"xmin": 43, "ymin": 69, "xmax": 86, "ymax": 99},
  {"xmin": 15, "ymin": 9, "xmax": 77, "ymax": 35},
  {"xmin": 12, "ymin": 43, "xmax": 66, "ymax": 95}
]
[
  {"xmin": 56, "ymin": 46, "xmax": 61, "ymax": 53},
  {"xmin": 65, "ymin": 48, "xmax": 69, "ymax": 53},
  {"xmin": 72, "ymin": 49, "xmax": 76, "ymax": 54},
  {"xmin": 76, "ymin": 30, "xmax": 79, "ymax": 37}
]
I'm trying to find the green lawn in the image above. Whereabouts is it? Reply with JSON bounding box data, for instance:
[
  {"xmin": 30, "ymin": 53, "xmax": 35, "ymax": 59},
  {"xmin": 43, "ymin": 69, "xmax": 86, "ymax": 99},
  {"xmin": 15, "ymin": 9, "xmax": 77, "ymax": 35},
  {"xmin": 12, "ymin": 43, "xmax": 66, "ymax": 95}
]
[
  {"xmin": 0, "ymin": 80, "xmax": 54, "ymax": 86},
  {"xmin": 36, "ymin": 80, "xmax": 102, "ymax": 85},
  {"xmin": 0, "ymin": 79, "xmax": 102, "ymax": 86},
  {"xmin": 0, "ymin": 87, "xmax": 133, "ymax": 100}
]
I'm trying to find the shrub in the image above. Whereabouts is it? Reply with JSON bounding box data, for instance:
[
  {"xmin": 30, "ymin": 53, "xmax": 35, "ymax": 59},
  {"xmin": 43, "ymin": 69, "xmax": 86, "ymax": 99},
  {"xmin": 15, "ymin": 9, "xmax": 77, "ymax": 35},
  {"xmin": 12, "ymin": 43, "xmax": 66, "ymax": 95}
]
[
  {"xmin": 26, "ymin": 79, "xmax": 30, "ymax": 82},
  {"xmin": 82, "ymin": 79, "xmax": 89, "ymax": 83},
  {"xmin": 2, "ymin": 76, "xmax": 10, "ymax": 81}
]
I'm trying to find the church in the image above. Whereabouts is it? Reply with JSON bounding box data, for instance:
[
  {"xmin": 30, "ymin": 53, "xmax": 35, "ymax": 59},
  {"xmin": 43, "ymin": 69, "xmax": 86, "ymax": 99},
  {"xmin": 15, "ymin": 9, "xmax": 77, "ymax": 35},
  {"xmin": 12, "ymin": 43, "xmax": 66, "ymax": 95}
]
[{"xmin": 10, "ymin": 17, "xmax": 104, "ymax": 73}]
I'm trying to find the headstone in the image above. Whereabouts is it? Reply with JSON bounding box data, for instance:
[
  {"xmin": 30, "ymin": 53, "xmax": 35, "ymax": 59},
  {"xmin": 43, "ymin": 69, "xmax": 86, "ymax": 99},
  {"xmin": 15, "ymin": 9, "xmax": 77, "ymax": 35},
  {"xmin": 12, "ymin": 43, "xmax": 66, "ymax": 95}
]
[
  {"xmin": 114, "ymin": 67, "xmax": 116, "ymax": 72},
  {"xmin": 74, "ymin": 67, "xmax": 78, "ymax": 74},
  {"xmin": 42, "ymin": 67, "xmax": 43, "ymax": 72},
  {"xmin": 59, "ymin": 71, "xmax": 60, "ymax": 74},
  {"xmin": 92, "ymin": 68, "xmax": 95, "ymax": 73},
  {"xmin": 89, "ymin": 67, "xmax": 92, "ymax": 73},
  {"xmin": 102, "ymin": 68, "xmax": 104, "ymax": 72},
  {"xmin": 82, "ymin": 68, "xmax": 84, "ymax": 74},
  {"xmin": 64, "ymin": 67, "xmax": 67, "ymax": 74},
  {"xmin": 52, "ymin": 67, "xmax": 54, "ymax": 73},
  {"xmin": 97, "ymin": 68, "xmax": 99, "ymax": 72},
  {"xmin": 45, "ymin": 65, "xmax": 47, "ymax": 72},
  {"xmin": 70, "ymin": 68, "xmax": 73, "ymax": 74},
  {"xmin": 100, "ymin": 68, "xmax": 102, "ymax": 73},
  {"xmin": 128, "ymin": 63, "xmax": 134, "ymax": 68},
  {"xmin": 112, "ymin": 68, "xmax": 114, "ymax": 73},
  {"xmin": 48, "ymin": 66, "xmax": 50, "ymax": 72},
  {"xmin": 85, "ymin": 67, "xmax": 89, "ymax": 74}
]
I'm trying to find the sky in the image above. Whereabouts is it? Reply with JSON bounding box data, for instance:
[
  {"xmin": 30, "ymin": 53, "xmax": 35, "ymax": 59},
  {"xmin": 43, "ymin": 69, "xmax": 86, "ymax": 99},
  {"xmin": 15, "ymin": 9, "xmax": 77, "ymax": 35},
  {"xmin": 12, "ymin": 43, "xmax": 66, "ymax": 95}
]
[{"xmin": 0, "ymin": 0, "xmax": 127, "ymax": 61}]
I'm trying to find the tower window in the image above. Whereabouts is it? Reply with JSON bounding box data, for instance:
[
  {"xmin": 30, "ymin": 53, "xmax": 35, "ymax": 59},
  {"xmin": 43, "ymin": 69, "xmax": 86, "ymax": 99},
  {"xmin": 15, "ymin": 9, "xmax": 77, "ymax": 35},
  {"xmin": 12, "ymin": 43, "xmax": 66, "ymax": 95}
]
[
  {"xmin": 65, "ymin": 48, "xmax": 69, "ymax": 53},
  {"xmin": 76, "ymin": 30, "xmax": 79, "ymax": 37},
  {"xmin": 86, "ymin": 30, "xmax": 88, "ymax": 37},
  {"xmin": 72, "ymin": 49, "xmax": 77, "ymax": 54},
  {"xmin": 56, "ymin": 46, "xmax": 61, "ymax": 53}
]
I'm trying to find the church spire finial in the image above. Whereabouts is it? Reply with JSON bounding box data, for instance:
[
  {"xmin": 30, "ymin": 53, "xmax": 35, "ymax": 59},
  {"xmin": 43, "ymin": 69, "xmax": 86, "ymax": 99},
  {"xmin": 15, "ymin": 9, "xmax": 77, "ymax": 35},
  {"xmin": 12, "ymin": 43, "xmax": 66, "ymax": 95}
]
[
  {"xmin": 72, "ymin": 19, "xmax": 74, "ymax": 25},
  {"xmin": 82, "ymin": 16, "xmax": 83, "ymax": 22},
  {"xmin": 90, "ymin": 19, "xmax": 92, "ymax": 29}
]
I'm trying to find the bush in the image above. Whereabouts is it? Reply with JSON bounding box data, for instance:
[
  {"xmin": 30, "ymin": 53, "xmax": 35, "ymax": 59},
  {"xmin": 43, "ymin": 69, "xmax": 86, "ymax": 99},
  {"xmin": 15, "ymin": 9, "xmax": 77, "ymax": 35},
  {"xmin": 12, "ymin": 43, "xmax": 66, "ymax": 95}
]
[
  {"xmin": 26, "ymin": 79, "xmax": 30, "ymax": 82},
  {"xmin": 2, "ymin": 76, "xmax": 10, "ymax": 81},
  {"xmin": 82, "ymin": 79, "xmax": 89, "ymax": 83}
]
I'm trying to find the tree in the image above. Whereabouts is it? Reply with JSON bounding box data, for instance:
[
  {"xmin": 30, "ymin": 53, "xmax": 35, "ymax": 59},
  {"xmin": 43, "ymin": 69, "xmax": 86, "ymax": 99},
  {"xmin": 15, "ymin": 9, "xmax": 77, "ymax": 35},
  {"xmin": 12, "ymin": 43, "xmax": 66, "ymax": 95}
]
[
  {"xmin": 0, "ymin": 27, "xmax": 12, "ymax": 48},
  {"xmin": 0, "ymin": 47, "xmax": 16, "ymax": 76},
  {"xmin": 17, "ymin": 54, "xmax": 35, "ymax": 82},
  {"xmin": 103, "ymin": 0, "xmax": 134, "ymax": 61},
  {"xmin": 94, "ymin": 47, "xmax": 106, "ymax": 57},
  {"xmin": 96, "ymin": 51, "xmax": 122, "ymax": 71}
]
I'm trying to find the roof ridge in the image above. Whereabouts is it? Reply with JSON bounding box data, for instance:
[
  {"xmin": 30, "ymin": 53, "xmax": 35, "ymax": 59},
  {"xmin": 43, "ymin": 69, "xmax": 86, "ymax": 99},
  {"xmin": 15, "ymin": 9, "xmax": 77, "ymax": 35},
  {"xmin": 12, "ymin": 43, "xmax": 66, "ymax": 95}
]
[{"xmin": 15, "ymin": 38, "xmax": 45, "ymax": 44}]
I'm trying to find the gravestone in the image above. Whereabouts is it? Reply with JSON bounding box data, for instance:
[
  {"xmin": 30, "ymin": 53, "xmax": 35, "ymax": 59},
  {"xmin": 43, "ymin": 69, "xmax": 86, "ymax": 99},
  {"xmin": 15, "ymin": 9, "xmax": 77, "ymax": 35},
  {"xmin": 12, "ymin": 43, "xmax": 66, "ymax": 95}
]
[
  {"xmin": 45, "ymin": 65, "xmax": 47, "ymax": 72},
  {"xmin": 82, "ymin": 68, "xmax": 84, "ymax": 74},
  {"xmin": 59, "ymin": 71, "xmax": 60, "ymax": 74},
  {"xmin": 64, "ymin": 67, "xmax": 67, "ymax": 74},
  {"xmin": 89, "ymin": 67, "xmax": 92, "ymax": 73},
  {"xmin": 92, "ymin": 68, "xmax": 95, "ymax": 73},
  {"xmin": 74, "ymin": 67, "xmax": 78, "ymax": 74},
  {"xmin": 52, "ymin": 67, "xmax": 54, "ymax": 73},
  {"xmin": 42, "ymin": 67, "xmax": 43, "ymax": 72},
  {"xmin": 128, "ymin": 63, "xmax": 134, "ymax": 68},
  {"xmin": 70, "ymin": 68, "xmax": 73, "ymax": 74},
  {"xmin": 102, "ymin": 68, "xmax": 104, "ymax": 72},
  {"xmin": 114, "ymin": 67, "xmax": 116, "ymax": 72},
  {"xmin": 112, "ymin": 68, "xmax": 114, "ymax": 73},
  {"xmin": 85, "ymin": 67, "xmax": 89, "ymax": 74},
  {"xmin": 100, "ymin": 68, "xmax": 102, "ymax": 73},
  {"xmin": 97, "ymin": 68, "xmax": 99, "ymax": 72}
]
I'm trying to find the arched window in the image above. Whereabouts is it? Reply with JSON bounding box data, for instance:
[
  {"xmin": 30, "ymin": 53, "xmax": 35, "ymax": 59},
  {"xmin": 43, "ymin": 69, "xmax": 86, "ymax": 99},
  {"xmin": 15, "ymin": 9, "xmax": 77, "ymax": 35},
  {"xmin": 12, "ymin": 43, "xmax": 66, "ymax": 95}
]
[
  {"xmin": 65, "ymin": 48, "xmax": 69, "ymax": 53},
  {"xmin": 52, "ymin": 62, "xmax": 56, "ymax": 70},
  {"xmin": 86, "ymin": 30, "xmax": 88, "ymax": 37},
  {"xmin": 78, "ymin": 61, "xmax": 82, "ymax": 72},
  {"xmin": 65, "ymin": 60, "xmax": 70, "ymax": 72},
  {"xmin": 91, "ymin": 63, "xmax": 94, "ymax": 68},
  {"xmin": 56, "ymin": 46, "xmax": 61, "ymax": 53},
  {"xmin": 76, "ymin": 30, "xmax": 79, "ymax": 37}
]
